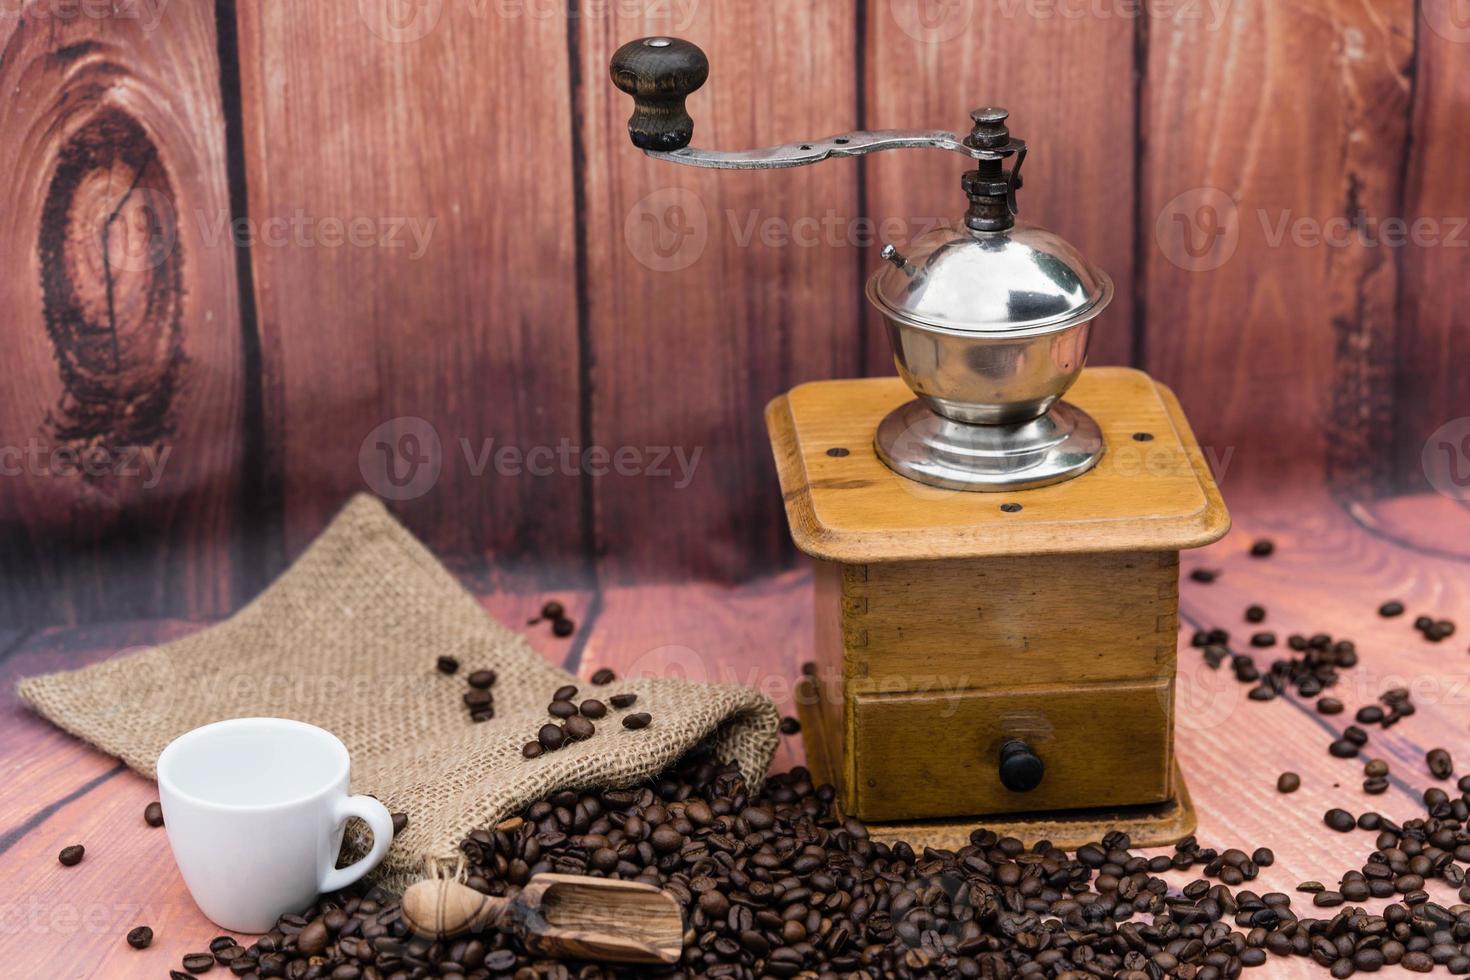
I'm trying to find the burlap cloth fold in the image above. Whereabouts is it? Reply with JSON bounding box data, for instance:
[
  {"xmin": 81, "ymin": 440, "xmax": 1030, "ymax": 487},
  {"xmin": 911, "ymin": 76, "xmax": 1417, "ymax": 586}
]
[{"xmin": 18, "ymin": 495, "xmax": 781, "ymax": 892}]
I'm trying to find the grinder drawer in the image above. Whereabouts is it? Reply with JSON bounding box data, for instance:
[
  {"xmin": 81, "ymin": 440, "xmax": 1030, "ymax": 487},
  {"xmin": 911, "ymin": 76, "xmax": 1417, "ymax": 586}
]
[{"xmin": 847, "ymin": 679, "xmax": 1173, "ymax": 822}]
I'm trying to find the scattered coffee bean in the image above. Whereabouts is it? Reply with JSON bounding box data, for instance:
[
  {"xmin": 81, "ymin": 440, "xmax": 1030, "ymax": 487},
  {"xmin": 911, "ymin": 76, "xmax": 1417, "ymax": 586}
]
[
  {"xmin": 553, "ymin": 684, "xmax": 578, "ymax": 702},
  {"xmin": 1379, "ymin": 600, "xmax": 1405, "ymax": 617},
  {"xmin": 563, "ymin": 716, "xmax": 594, "ymax": 741},
  {"xmin": 1324, "ymin": 808, "xmax": 1356, "ymax": 832},
  {"xmin": 548, "ymin": 700, "xmax": 578, "ymax": 719},
  {"xmin": 552, "ymin": 618, "xmax": 575, "ymax": 637},
  {"xmin": 1249, "ymin": 537, "xmax": 1274, "ymax": 556},
  {"xmin": 207, "ymin": 937, "xmax": 235, "ymax": 954},
  {"xmin": 435, "ymin": 655, "xmax": 459, "ymax": 674},
  {"xmin": 126, "ymin": 925, "xmax": 153, "ymax": 949},
  {"xmin": 1355, "ymin": 705, "xmax": 1385, "ymax": 724},
  {"xmin": 1317, "ymin": 697, "xmax": 1344, "ymax": 715},
  {"xmin": 1364, "ymin": 758, "xmax": 1389, "ymax": 777},
  {"xmin": 390, "ymin": 812, "xmax": 408, "ymax": 835},
  {"xmin": 541, "ymin": 600, "xmax": 564, "ymax": 620},
  {"xmin": 1250, "ymin": 631, "xmax": 1276, "ymax": 648},
  {"xmin": 1252, "ymin": 846, "xmax": 1274, "ymax": 866},
  {"xmin": 182, "ymin": 951, "xmax": 215, "ymax": 973},
  {"xmin": 779, "ymin": 716, "xmax": 801, "ymax": 735},
  {"xmin": 296, "ymin": 918, "xmax": 329, "ymax": 955},
  {"xmin": 621, "ymin": 712, "xmax": 652, "ymax": 730},
  {"xmin": 169, "ymin": 972, "xmax": 194, "ymax": 980},
  {"xmin": 521, "ymin": 741, "xmax": 543, "ymax": 759},
  {"xmin": 1329, "ymin": 739, "xmax": 1360, "ymax": 758},
  {"xmin": 469, "ymin": 709, "xmax": 493, "ymax": 723},
  {"xmin": 144, "ymin": 801, "xmax": 164, "ymax": 827},
  {"xmin": 1190, "ymin": 568, "xmax": 1219, "ymax": 583},
  {"xmin": 1364, "ymin": 776, "xmax": 1389, "ymax": 794},
  {"xmin": 579, "ymin": 698, "xmax": 607, "ymax": 719},
  {"xmin": 1343, "ymin": 724, "xmax": 1368, "ymax": 744},
  {"xmin": 537, "ymin": 723, "xmax": 565, "ymax": 751},
  {"xmin": 609, "ymin": 692, "xmax": 637, "ymax": 709},
  {"xmin": 1428, "ymin": 747, "xmax": 1454, "ymax": 779},
  {"xmin": 463, "ymin": 689, "xmax": 491, "ymax": 709},
  {"xmin": 1245, "ymin": 604, "xmax": 1266, "ymax": 623},
  {"xmin": 467, "ymin": 669, "xmax": 496, "ymax": 689},
  {"xmin": 1277, "ymin": 772, "xmax": 1301, "ymax": 793},
  {"xmin": 58, "ymin": 844, "xmax": 84, "ymax": 866},
  {"xmin": 590, "ymin": 667, "xmax": 616, "ymax": 685}
]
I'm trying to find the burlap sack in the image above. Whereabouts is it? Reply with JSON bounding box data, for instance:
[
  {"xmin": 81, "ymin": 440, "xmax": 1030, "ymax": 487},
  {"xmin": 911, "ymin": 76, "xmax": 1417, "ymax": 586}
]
[{"xmin": 18, "ymin": 494, "xmax": 781, "ymax": 892}]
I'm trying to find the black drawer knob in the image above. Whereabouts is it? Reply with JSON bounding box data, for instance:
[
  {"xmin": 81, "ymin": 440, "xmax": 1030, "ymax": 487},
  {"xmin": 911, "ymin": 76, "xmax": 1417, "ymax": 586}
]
[{"xmin": 998, "ymin": 739, "xmax": 1044, "ymax": 793}]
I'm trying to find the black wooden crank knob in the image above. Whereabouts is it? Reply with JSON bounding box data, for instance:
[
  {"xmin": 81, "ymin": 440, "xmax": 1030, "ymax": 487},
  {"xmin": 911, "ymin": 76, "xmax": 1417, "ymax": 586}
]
[
  {"xmin": 609, "ymin": 36, "xmax": 708, "ymax": 151},
  {"xmin": 998, "ymin": 739, "xmax": 1044, "ymax": 793}
]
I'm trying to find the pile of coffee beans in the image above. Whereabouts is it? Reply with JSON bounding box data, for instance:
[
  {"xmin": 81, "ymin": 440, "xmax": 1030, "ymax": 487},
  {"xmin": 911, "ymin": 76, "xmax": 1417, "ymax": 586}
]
[
  {"xmin": 167, "ymin": 746, "xmax": 1470, "ymax": 978},
  {"xmin": 1190, "ymin": 624, "xmax": 1358, "ymax": 702},
  {"xmin": 529, "ymin": 600, "xmax": 577, "ymax": 638},
  {"xmin": 523, "ymin": 681, "xmax": 647, "ymax": 759}
]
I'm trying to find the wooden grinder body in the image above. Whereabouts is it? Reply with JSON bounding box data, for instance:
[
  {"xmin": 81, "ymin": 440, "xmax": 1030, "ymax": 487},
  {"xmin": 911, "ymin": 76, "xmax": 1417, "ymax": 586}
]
[{"xmin": 767, "ymin": 369, "xmax": 1230, "ymax": 847}]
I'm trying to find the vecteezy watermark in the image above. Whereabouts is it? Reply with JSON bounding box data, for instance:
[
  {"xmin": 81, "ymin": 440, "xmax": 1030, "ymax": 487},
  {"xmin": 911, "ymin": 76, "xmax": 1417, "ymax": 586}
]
[
  {"xmin": 359, "ymin": 417, "xmax": 704, "ymax": 500},
  {"xmin": 888, "ymin": 0, "xmax": 976, "ymax": 42},
  {"xmin": 1423, "ymin": 418, "xmax": 1470, "ymax": 501},
  {"xmin": 0, "ymin": 0, "xmax": 169, "ymax": 32},
  {"xmin": 1422, "ymin": 0, "xmax": 1470, "ymax": 43},
  {"xmin": 0, "ymin": 439, "xmax": 171, "ymax": 488},
  {"xmin": 1157, "ymin": 189, "xmax": 1468, "ymax": 271},
  {"xmin": 1155, "ymin": 187, "xmax": 1240, "ymax": 272},
  {"xmin": 356, "ymin": 0, "xmax": 699, "ymax": 42},
  {"xmin": 624, "ymin": 187, "xmax": 949, "ymax": 272},
  {"xmin": 197, "ymin": 209, "xmax": 438, "ymax": 260}
]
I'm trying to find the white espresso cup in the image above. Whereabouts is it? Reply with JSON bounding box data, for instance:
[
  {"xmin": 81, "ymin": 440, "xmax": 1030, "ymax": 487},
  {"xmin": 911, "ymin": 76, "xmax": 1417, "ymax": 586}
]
[{"xmin": 157, "ymin": 717, "xmax": 393, "ymax": 932}]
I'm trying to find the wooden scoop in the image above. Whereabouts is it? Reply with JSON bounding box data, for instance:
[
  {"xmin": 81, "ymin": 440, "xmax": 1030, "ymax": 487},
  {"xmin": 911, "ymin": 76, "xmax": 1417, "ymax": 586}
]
[{"xmin": 401, "ymin": 874, "xmax": 683, "ymax": 965}]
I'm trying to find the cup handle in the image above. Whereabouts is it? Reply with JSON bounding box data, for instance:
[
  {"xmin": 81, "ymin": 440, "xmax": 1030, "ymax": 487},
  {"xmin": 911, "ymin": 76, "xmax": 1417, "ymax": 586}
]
[{"xmin": 319, "ymin": 794, "xmax": 394, "ymax": 894}]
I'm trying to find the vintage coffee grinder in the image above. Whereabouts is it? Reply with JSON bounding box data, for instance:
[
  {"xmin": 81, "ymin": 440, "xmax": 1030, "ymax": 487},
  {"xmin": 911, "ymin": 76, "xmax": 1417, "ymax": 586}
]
[{"xmin": 611, "ymin": 38, "xmax": 1229, "ymax": 846}]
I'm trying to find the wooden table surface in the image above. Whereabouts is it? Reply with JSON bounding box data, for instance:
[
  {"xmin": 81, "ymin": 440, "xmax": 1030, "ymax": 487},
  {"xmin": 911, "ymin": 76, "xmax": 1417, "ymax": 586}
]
[{"xmin": 2, "ymin": 490, "xmax": 1468, "ymax": 978}]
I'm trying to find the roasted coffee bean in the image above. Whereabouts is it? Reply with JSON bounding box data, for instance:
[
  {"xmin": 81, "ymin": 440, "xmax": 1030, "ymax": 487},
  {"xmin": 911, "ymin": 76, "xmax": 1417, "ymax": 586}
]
[
  {"xmin": 563, "ymin": 715, "xmax": 594, "ymax": 741},
  {"xmin": 1427, "ymin": 748, "xmax": 1453, "ymax": 779},
  {"xmin": 1245, "ymin": 604, "xmax": 1266, "ymax": 623},
  {"xmin": 470, "ymin": 708, "xmax": 492, "ymax": 722},
  {"xmin": 553, "ymin": 684, "xmax": 578, "ymax": 702},
  {"xmin": 182, "ymin": 951, "xmax": 216, "ymax": 973},
  {"xmin": 521, "ymin": 741, "xmax": 543, "ymax": 759},
  {"xmin": 541, "ymin": 600, "xmax": 564, "ymax": 619},
  {"xmin": 1356, "ymin": 705, "xmax": 1385, "ymax": 724},
  {"xmin": 1325, "ymin": 808, "xmax": 1357, "ymax": 832},
  {"xmin": 1250, "ymin": 538, "xmax": 1274, "ymax": 557},
  {"xmin": 552, "ymin": 618, "xmax": 575, "ymax": 637},
  {"xmin": 462, "ymin": 689, "xmax": 492, "ymax": 709},
  {"xmin": 435, "ymin": 655, "xmax": 459, "ymax": 674},
  {"xmin": 590, "ymin": 668, "xmax": 616, "ymax": 685},
  {"xmin": 1344, "ymin": 725, "xmax": 1369, "ymax": 745},
  {"xmin": 467, "ymin": 669, "xmax": 496, "ymax": 689},
  {"xmin": 1329, "ymin": 739, "xmax": 1361, "ymax": 758},
  {"xmin": 1364, "ymin": 777, "xmax": 1390, "ymax": 794},
  {"xmin": 579, "ymin": 699, "xmax": 606, "ymax": 719},
  {"xmin": 1252, "ymin": 847, "xmax": 1274, "ymax": 866},
  {"xmin": 297, "ymin": 918, "xmax": 329, "ymax": 955},
  {"xmin": 207, "ymin": 937, "xmax": 235, "ymax": 954},
  {"xmin": 609, "ymin": 693, "xmax": 637, "ymax": 709},
  {"xmin": 1250, "ymin": 631, "xmax": 1276, "ymax": 648},
  {"xmin": 1364, "ymin": 758, "xmax": 1389, "ymax": 777},
  {"xmin": 169, "ymin": 972, "xmax": 195, "ymax": 980},
  {"xmin": 58, "ymin": 844, "xmax": 84, "ymax": 866},
  {"xmin": 1380, "ymin": 600, "xmax": 1405, "ymax": 617},
  {"xmin": 537, "ymin": 723, "xmax": 566, "ymax": 751},
  {"xmin": 1318, "ymin": 697, "xmax": 1345, "ymax": 715},
  {"xmin": 144, "ymin": 801, "xmax": 164, "ymax": 827},
  {"xmin": 548, "ymin": 700, "xmax": 578, "ymax": 719},
  {"xmin": 622, "ymin": 712, "xmax": 652, "ymax": 730},
  {"xmin": 391, "ymin": 812, "xmax": 408, "ymax": 835},
  {"xmin": 1277, "ymin": 772, "xmax": 1301, "ymax": 793},
  {"xmin": 779, "ymin": 716, "xmax": 801, "ymax": 735},
  {"xmin": 1190, "ymin": 568, "xmax": 1219, "ymax": 583},
  {"xmin": 126, "ymin": 926, "xmax": 153, "ymax": 949}
]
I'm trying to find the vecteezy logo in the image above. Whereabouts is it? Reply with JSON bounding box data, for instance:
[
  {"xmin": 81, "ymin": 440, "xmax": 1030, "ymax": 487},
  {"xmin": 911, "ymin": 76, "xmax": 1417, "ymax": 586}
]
[
  {"xmin": 623, "ymin": 187, "xmax": 708, "ymax": 272},
  {"xmin": 1155, "ymin": 187, "xmax": 1239, "ymax": 272},
  {"xmin": 1423, "ymin": 0, "xmax": 1470, "ymax": 43},
  {"xmin": 357, "ymin": 0, "xmax": 442, "ymax": 43},
  {"xmin": 96, "ymin": 185, "xmax": 178, "ymax": 274},
  {"xmin": 1423, "ymin": 418, "xmax": 1470, "ymax": 500},
  {"xmin": 889, "ymin": 0, "xmax": 975, "ymax": 43},
  {"xmin": 358, "ymin": 416, "xmax": 442, "ymax": 500}
]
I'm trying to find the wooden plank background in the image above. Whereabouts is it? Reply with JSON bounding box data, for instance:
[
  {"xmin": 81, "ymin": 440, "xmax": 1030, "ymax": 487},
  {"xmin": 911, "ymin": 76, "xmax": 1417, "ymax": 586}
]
[{"xmin": 1, "ymin": 0, "xmax": 1467, "ymax": 626}]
